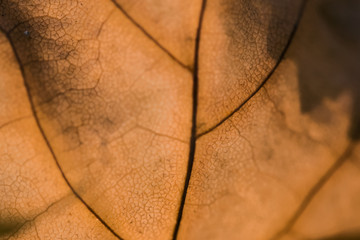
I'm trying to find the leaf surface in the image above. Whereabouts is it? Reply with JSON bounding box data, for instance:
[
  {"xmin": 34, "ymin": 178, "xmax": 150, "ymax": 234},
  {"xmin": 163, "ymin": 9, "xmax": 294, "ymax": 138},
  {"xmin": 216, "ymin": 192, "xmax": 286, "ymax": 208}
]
[{"xmin": 0, "ymin": 0, "xmax": 359, "ymax": 239}]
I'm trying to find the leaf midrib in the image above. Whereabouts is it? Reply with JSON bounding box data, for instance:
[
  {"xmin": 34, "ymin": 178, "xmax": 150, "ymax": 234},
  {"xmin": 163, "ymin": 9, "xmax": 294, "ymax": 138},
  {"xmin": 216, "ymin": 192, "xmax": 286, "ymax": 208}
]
[{"xmin": 171, "ymin": 0, "xmax": 207, "ymax": 238}]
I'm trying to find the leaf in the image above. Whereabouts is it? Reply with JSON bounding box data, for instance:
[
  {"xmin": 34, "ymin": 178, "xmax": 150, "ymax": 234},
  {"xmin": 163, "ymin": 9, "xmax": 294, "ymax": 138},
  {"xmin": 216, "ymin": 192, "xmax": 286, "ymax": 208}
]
[{"xmin": 0, "ymin": 0, "xmax": 359, "ymax": 240}]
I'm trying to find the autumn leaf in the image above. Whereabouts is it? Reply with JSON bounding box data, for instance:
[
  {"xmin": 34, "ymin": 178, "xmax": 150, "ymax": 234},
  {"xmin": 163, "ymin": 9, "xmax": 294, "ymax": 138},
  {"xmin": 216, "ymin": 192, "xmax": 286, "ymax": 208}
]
[{"xmin": 0, "ymin": 0, "xmax": 359, "ymax": 240}]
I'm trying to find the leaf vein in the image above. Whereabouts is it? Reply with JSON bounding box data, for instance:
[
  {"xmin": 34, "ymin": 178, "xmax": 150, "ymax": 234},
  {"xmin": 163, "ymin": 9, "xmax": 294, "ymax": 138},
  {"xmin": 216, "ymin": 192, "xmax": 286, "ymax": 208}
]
[
  {"xmin": 270, "ymin": 142, "xmax": 356, "ymax": 240},
  {"xmin": 1, "ymin": 28, "xmax": 124, "ymax": 240},
  {"xmin": 109, "ymin": 0, "xmax": 192, "ymax": 71},
  {"xmin": 172, "ymin": 0, "xmax": 207, "ymax": 239},
  {"xmin": 197, "ymin": 0, "xmax": 308, "ymax": 139}
]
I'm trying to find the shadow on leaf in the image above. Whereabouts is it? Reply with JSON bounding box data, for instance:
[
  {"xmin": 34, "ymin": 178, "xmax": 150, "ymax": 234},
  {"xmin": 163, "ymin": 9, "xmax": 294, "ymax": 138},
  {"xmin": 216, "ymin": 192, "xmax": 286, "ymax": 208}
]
[
  {"xmin": 315, "ymin": 231, "xmax": 360, "ymax": 240},
  {"xmin": 268, "ymin": 0, "xmax": 360, "ymax": 140},
  {"xmin": 0, "ymin": 220, "xmax": 22, "ymax": 237}
]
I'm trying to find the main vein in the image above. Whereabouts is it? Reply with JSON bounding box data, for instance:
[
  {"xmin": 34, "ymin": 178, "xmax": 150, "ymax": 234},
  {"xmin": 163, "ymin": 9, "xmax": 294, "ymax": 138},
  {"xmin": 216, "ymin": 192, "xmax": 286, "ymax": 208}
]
[{"xmin": 172, "ymin": 0, "xmax": 207, "ymax": 239}]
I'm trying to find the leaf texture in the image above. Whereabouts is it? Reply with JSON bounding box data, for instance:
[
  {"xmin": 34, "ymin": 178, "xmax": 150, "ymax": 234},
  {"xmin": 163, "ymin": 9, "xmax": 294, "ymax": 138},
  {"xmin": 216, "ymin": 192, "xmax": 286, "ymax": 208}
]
[{"xmin": 0, "ymin": 0, "xmax": 359, "ymax": 239}]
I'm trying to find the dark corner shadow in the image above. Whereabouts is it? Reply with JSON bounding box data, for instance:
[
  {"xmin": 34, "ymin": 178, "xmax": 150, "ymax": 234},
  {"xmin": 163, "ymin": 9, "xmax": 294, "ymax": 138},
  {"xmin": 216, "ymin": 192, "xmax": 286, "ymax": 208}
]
[
  {"xmin": 0, "ymin": 219, "xmax": 22, "ymax": 237},
  {"xmin": 267, "ymin": 0, "xmax": 360, "ymax": 140},
  {"xmin": 315, "ymin": 231, "xmax": 360, "ymax": 240}
]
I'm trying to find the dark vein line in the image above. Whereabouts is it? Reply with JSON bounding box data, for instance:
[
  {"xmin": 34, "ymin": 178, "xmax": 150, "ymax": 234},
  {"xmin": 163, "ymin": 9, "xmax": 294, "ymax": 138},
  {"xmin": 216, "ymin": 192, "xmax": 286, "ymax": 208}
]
[
  {"xmin": 270, "ymin": 142, "xmax": 356, "ymax": 240},
  {"xmin": 109, "ymin": 0, "xmax": 192, "ymax": 71},
  {"xmin": 1, "ymin": 30, "xmax": 123, "ymax": 240},
  {"xmin": 197, "ymin": 0, "xmax": 308, "ymax": 139},
  {"xmin": 0, "ymin": 115, "xmax": 32, "ymax": 131},
  {"xmin": 172, "ymin": 0, "xmax": 207, "ymax": 239},
  {"xmin": 136, "ymin": 125, "xmax": 188, "ymax": 144}
]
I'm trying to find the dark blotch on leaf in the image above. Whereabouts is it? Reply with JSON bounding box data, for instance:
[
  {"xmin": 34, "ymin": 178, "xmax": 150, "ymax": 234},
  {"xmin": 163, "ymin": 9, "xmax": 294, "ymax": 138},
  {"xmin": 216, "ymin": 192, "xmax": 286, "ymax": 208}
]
[
  {"xmin": 316, "ymin": 231, "xmax": 360, "ymax": 240},
  {"xmin": 0, "ymin": 220, "xmax": 21, "ymax": 236},
  {"xmin": 278, "ymin": 0, "xmax": 360, "ymax": 140}
]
